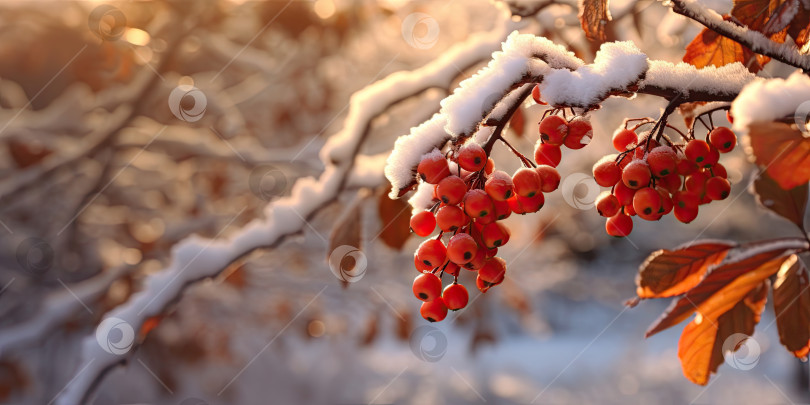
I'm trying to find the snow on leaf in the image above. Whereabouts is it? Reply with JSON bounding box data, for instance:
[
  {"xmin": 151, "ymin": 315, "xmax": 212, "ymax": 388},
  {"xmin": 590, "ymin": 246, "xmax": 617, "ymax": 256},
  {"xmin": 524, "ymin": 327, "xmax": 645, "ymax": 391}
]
[
  {"xmin": 636, "ymin": 241, "xmax": 736, "ymax": 299},
  {"xmin": 773, "ymin": 255, "xmax": 810, "ymax": 358},
  {"xmin": 579, "ymin": 0, "xmax": 612, "ymax": 42},
  {"xmin": 678, "ymin": 281, "xmax": 768, "ymax": 385},
  {"xmin": 748, "ymin": 121, "xmax": 810, "ymax": 190},
  {"xmin": 752, "ymin": 170, "xmax": 808, "ymax": 230},
  {"xmin": 731, "ymin": 71, "xmax": 810, "ymax": 133}
]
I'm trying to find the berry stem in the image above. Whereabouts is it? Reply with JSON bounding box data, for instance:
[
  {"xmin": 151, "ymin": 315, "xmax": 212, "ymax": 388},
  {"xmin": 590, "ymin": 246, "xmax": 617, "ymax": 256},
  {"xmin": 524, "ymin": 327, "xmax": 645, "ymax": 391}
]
[{"xmin": 482, "ymin": 84, "xmax": 534, "ymax": 155}]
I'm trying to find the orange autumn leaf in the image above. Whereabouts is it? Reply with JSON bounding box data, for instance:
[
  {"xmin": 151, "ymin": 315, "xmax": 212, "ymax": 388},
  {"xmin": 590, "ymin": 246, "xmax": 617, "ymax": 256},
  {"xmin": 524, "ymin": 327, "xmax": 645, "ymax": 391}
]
[
  {"xmin": 748, "ymin": 121, "xmax": 810, "ymax": 190},
  {"xmin": 773, "ymin": 255, "xmax": 810, "ymax": 358},
  {"xmin": 646, "ymin": 248, "xmax": 791, "ymax": 337},
  {"xmin": 683, "ymin": 27, "xmax": 764, "ymax": 72},
  {"xmin": 731, "ymin": 0, "xmax": 784, "ymax": 30},
  {"xmin": 678, "ymin": 281, "xmax": 768, "ymax": 385},
  {"xmin": 636, "ymin": 241, "xmax": 735, "ymax": 299},
  {"xmin": 579, "ymin": 0, "xmax": 611, "ymax": 42}
]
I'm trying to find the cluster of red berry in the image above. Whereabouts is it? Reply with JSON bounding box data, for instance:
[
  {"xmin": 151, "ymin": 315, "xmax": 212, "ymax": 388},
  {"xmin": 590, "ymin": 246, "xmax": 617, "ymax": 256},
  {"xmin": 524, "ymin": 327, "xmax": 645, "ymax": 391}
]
[{"xmin": 592, "ymin": 125, "xmax": 737, "ymax": 237}]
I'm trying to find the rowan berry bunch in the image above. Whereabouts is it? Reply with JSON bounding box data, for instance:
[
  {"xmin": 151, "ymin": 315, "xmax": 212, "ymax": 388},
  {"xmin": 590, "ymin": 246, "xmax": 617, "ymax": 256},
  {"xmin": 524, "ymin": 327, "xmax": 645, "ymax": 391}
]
[
  {"xmin": 592, "ymin": 115, "xmax": 737, "ymax": 237},
  {"xmin": 407, "ymin": 85, "xmax": 591, "ymax": 322}
]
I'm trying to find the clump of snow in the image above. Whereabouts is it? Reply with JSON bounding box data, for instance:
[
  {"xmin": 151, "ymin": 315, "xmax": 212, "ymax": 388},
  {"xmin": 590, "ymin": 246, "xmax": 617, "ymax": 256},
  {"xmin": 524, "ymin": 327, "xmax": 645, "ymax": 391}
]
[
  {"xmin": 731, "ymin": 71, "xmax": 810, "ymax": 132},
  {"xmin": 440, "ymin": 32, "xmax": 581, "ymax": 138},
  {"xmin": 640, "ymin": 60, "xmax": 755, "ymax": 99},
  {"xmin": 384, "ymin": 115, "xmax": 450, "ymax": 198},
  {"xmin": 541, "ymin": 41, "xmax": 648, "ymax": 107},
  {"xmin": 408, "ymin": 181, "xmax": 438, "ymax": 214}
]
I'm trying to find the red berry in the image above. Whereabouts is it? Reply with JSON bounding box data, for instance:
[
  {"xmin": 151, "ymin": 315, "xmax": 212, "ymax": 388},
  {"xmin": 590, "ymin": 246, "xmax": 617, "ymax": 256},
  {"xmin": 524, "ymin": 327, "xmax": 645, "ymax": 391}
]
[
  {"xmin": 414, "ymin": 253, "xmax": 433, "ymax": 273},
  {"xmin": 647, "ymin": 146, "xmax": 678, "ymax": 177},
  {"xmin": 464, "ymin": 247, "xmax": 487, "ymax": 270},
  {"xmin": 712, "ymin": 163, "xmax": 728, "ymax": 179},
  {"xmin": 676, "ymin": 157, "xmax": 698, "ymax": 176},
  {"xmin": 658, "ymin": 188, "xmax": 674, "ymax": 215},
  {"xmin": 633, "ymin": 187, "xmax": 662, "ymax": 220},
  {"xmin": 413, "ymin": 272, "xmax": 442, "ymax": 302},
  {"xmin": 606, "ymin": 213, "xmax": 633, "ymax": 237},
  {"xmin": 596, "ymin": 192, "xmax": 621, "ymax": 217},
  {"xmin": 484, "ymin": 158, "xmax": 495, "ymax": 174},
  {"xmin": 593, "ymin": 157, "xmax": 622, "ymax": 187},
  {"xmin": 534, "ymin": 143, "xmax": 562, "ymax": 167},
  {"xmin": 673, "ymin": 190, "xmax": 700, "ymax": 210},
  {"xmin": 659, "ymin": 173, "xmax": 682, "ymax": 194},
  {"xmin": 493, "ymin": 199, "xmax": 511, "ymax": 220},
  {"xmin": 463, "ymin": 189, "xmax": 494, "ymax": 218},
  {"xmin": 684, "ymin": 139, "xmax": 711, "ymax": 166},
  {"xmin": 475, "ymin": 274, "xmax": 491, "ymax": 293},
  {"xmin": 436, "ymin": 176, "xmax": 466, "ymax": 205},
  {"xmin": 436, "ymin": 205, "xmax": 467, "ymax": 231},
  {"xmin": 622, "ymin": 160, "xmax": 651, "ymax": 189},
  {"xmin": 516, "ymin": 193, "xmax": 545, "ymax": 213},
  {"xmin": 481, "ymin": 222, "xmax": 511, "ymax": 249},
  {"xmin": 532, "ymin": 85, "xmax": 547, "ymax": 105},
  {"xmin": 674, "ymin": 204, "xmax": 698, "ymax": 223},
  {"xmin": 612, "ymin": 129, "xmax": 638, "ymax": 152},
  {"xmin": 685, "ymin": 171, "xmax": 710, "ymax": 195},
  {"xmin": 624, "ymin": 203, "xmax": 637, "ymax": 216},
  {"xmin": 484, "ymin": 171, "xmax": 514, "ymax": 201},
  {"xmin": 417, "ymin": 151, "xmax": 450, "ymax": 184},
  {"xmin": 442, "ymin": 283, "xmax": 469, "ymax": 311},
  {"xmin": 447, "ymin": 233, "xmax": 479, "ymax": 265},
  {"xmin": 457, "ymin": 143, "xmax": 487, "ymax": 172},
  {"xmin": 613, "ymin": 181, "xmax": 636, "ymax": 206},
  {"xmin": 444, "ymin": 261, "xmax": 460, "ymax": 277},
  {"xmin": 705, "ymin": 176, "xmax": 731, "ymax": 200},
  {"xmin": 564, "ymin": 118, "xmax": 592, "ymax": 150},
  {"xmin": 416, "ymin": 239, "xmax": 446, "ymax": 268},
  {"xmin": 420, "ymin": 297, "xmax": 448, "ymax": 322},
  {"xmin": 535, "ymin": 165, "xmax": 561, "ymax": 192},
  {"xmin": 709, "ymin": 127, "xmax": 736, "ymax": 153},
  {"xmin": 703, "ymin": 146, "xmax": 720, "ymax": 168},
  {"xmin": 512, "ymin": 168, "xmax": 542, "ymax": 197},
  {"xmin": 539, "ymin": 115, "xmax": 569, "ymax": 146},
  {"xmin": 478, "ymin": 257, "xmax": 506, "ymax": 285},
  {"xmin": 410, "ymin": 211, "xmax": 436, "ymax": 237},
  {"xmin": 507, "ymin": 195, "xmax": 525, "ymax": 215}
]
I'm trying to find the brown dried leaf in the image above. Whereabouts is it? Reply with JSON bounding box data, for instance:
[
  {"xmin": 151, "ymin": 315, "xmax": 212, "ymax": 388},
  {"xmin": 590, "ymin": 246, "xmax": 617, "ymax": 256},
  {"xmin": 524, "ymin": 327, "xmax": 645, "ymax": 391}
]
[
  {"xmin": 748, "ymin": 121, "xmax": 810, "ymax": 190},
  {"xmin": 753, "ymin": 170, "xmax": 808, "ymax": 230},
  {"xmin": 377, "ymin": 186, "xmax": 412, "ymax": 250},
  {"xmin": 773, "ymin": 255, "xmax": 810, "ymax": 358},
  {"xmin": 579, "ymin": 0, "xmax": 611, "ymax": 42}
]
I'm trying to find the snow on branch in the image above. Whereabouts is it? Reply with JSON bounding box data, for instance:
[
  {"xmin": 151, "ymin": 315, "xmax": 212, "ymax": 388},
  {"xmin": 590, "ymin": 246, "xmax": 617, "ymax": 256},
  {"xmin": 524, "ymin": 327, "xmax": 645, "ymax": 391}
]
[
  {"xmin": 668, "ymin": 0, "xmax": 810, "ymax": 72},
  {"xmin": 731, "ymin": 71, "xmax": 810, "ymax": 132},
  {"xmin": 55, "ymin": 5, "xmax": 524, "ymax": 404}
]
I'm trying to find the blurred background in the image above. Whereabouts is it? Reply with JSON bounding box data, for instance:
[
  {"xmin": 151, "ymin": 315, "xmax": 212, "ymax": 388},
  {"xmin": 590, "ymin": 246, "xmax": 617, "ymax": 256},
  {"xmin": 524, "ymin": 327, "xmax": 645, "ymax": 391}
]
[{"xmin": 0, "ymin": 0, "xmax": 807, "ymax": 404}]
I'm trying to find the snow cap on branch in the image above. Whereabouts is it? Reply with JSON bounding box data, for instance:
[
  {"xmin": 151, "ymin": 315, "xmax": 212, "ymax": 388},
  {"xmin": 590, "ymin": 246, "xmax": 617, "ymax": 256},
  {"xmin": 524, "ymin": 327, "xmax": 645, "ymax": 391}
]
[
  {"xmin": 384, "ymin": 114, "xmax": 451, "ymax": 198},
  {"xmin": 540, "ymin": 41, "xmax": 647, "ymax": 107},
  {"xmin": 640, "ymin": 60, "xmax": 755, "ymax": 99},
  {"xmin": 731, "ymin": 71, "xmax": 810, "ymax": 132}
]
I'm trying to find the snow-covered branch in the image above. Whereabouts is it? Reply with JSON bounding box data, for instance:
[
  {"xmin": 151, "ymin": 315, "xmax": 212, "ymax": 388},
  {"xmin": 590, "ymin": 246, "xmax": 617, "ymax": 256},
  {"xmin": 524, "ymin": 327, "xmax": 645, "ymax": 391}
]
[
  {"xmin": 668, "ymin": 0, "xmax": 810, "ymax": 72},
  {"xmin": 55, "ymin": 6, "xmax": 524, "ymax": 404},
  {"xmin": 385, "ymin": 32, "xmax": 758, "ymax": 198}
]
